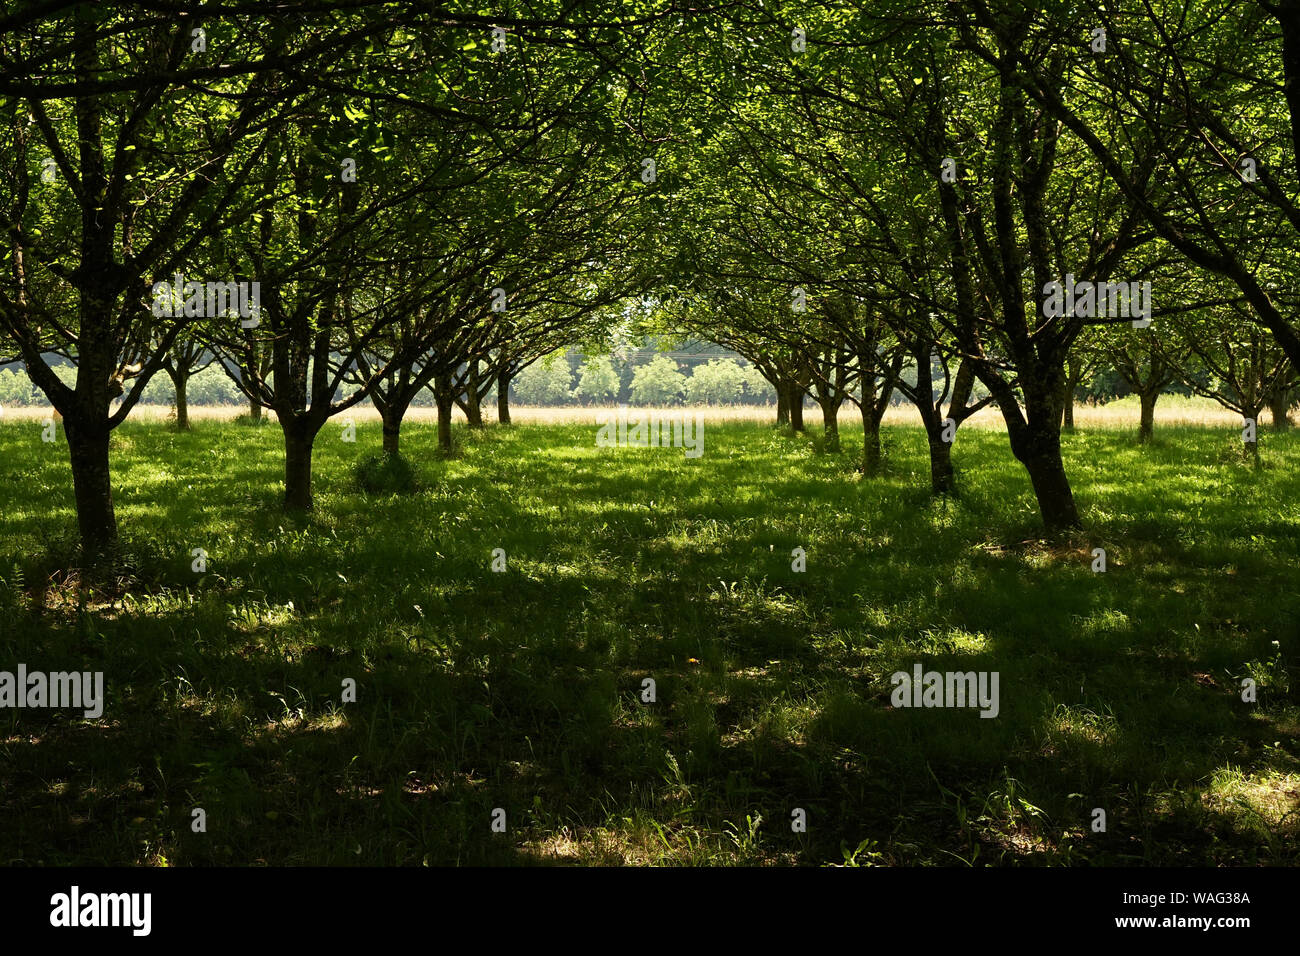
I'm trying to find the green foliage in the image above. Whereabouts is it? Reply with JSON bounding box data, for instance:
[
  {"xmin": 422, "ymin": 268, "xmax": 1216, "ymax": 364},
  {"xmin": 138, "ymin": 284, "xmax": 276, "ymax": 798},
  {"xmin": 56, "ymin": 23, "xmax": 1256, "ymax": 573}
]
[
  {"xmin": 685, "ymin": 358, "xmax": 747, "ymax": 405},
  {"xmin": 629, "ymin": 355, "xmax": 686, "ymax": 404},
  {"xmin": 139, "ymin": 365, "xmax": 243, "ymax": 406},
  {"xmin": 740, "ymin": 365, "xmax": 775, "ymax": 404},
  {"xmin": 514, "ymin": 356, "xmax": 575, "ymax": 405},
  {"xmin": 0, "ymin": 369, "xmax": 39, "ymax": 406},
  {"xmin": 573, "ymin": 357, "xmax": 622, "ymax": 403}
]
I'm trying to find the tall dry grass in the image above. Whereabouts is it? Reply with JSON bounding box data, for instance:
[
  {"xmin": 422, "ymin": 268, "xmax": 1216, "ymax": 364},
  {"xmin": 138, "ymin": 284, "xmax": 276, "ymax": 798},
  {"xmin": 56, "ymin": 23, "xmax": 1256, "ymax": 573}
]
[{"xmin": 0, "ymin": 394, "xmax": 1277, "ymax": 428}]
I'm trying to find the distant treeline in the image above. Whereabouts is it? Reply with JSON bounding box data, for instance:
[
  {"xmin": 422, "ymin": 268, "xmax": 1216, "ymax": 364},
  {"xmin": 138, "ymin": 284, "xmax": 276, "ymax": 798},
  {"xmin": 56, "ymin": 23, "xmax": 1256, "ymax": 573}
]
[{"xmin": 0, "ymin": 349, "xmax": 784, "ymax": 408}]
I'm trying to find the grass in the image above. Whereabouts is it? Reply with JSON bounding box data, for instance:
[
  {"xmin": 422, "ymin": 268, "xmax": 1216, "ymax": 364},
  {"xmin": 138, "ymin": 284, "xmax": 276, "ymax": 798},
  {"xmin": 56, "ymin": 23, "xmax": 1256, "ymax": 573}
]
[{"xmin": 0, "ymin": 413, "xmax": 1297, "ymax": 866}]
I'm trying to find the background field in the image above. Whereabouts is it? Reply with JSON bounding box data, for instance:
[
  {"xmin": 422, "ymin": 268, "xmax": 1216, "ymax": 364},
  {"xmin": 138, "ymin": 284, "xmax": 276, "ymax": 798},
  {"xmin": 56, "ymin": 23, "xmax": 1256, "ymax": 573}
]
[
  {"xmin": 1, "ymin": 412, "xmax": 1297, "ymax": 865},
  {"xmin": 0, "ymin": 393, "xmax": 1259, "ymax": 428}
]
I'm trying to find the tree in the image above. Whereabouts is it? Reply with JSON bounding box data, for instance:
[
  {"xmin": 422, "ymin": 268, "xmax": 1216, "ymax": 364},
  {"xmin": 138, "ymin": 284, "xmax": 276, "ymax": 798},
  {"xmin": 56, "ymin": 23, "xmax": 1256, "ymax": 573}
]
[
  {"xmin": 0, "ymin": 2, "xmax": 412, "ymax": 554},
  {"xmin": 160, "ymin": 337, "xmax": 213, "ymax": 430},
  {"xmin": 981, "ymin": 1, "xmax": 1300, "ymax": 375},
  {"xmin": 574, "ymin": 356, "xmax": 622, "ymax": 404},
  {"xmin": 629, "ymin": 354, "xmax": 686, "ymax": 405},
  {"xmin": 1108, "ymin": 332, "xmax": 1179, "ymax": 444},
  {"xmin": 740, "ymin": 363, "xmax": 775, "ymax": 404},
  {"xmin": 685, "ymin": 358, "xmax": 747, "ymax": 405},
  {"xmin": 514, "ymin": 354, "xmax": 574, "ymax": 405},
  {"xmin": 1166, "ymin": 305, "xmax": 1297, "ymax": 460}
]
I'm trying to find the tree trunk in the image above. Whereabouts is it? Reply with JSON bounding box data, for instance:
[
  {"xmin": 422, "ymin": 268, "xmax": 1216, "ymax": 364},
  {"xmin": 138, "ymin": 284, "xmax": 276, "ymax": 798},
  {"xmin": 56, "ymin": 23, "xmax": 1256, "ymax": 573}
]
[
  {"xmin": 173, "ymin": 371, "xmax": 190, "ymax": 430},
  {"xmin": 1012, "ymin": 428, "xmax": 1081, "ymax": 532},
  {"xmin": 465, "ymin": 362, "xmax": 484, "ymax": 427},
  {"xmin": 788, "ymin": 384, "xmax": 805, "ymax": 432},
  {"xmin": 64, "ymin": 417, "xmax": 118, "ymax": 558},
  {"xmin": 1138, "ymin": 390, "xmax": 1158, "ymax": 444},
  {"xmin": 381, "ymin": 407, "xmax": 402, "ymax": 455},
  {"xmin": 435, "ymin": 374, "xmax": 454, "ymax": 451},
  {"xmin": 820, "ymin": 398, "xmax": 840, "ymax": 450},
  {"xmin": 860, "ymin": 402, "xmax": 882, "ymax": 476},
  {"xmin": 377, "ymin": 392, "xmax": 411, "ymax": 455},
  {"xmin": 282, "ymin": 421, "xmax": 316, "ymax": 512},
  {"xmin": 928, "ymin": 435, "xmax": 956, "ymax": 495},
  {"xmin": 249, "ymin": 396, "xmax": 262, "ymax": 421},
  {"xmin": 1061, "ymin": 394, "xmax": 1074, "ymax": 431},
  {"xmin": 1245, "ymin": 407, "xmax": 1263, "ymax": 462},
  {"xmin": 776, "ymin": 385, "xmax": 790, "ymax": 426},
  {"xmin": 497, "ymin": 368, "xmax": 512, "ymax": 425},
  {"xmin": 1270, "ymin": 393, "xmax": 1293, "ymax": 431}
]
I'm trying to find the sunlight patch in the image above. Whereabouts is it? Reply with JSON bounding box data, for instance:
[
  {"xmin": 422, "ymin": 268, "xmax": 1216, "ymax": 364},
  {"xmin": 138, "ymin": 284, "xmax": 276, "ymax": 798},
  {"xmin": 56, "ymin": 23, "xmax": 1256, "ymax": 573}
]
[{"xmin": 1203, "ymin": 769, "xmax": 1300, "ymax": 831}]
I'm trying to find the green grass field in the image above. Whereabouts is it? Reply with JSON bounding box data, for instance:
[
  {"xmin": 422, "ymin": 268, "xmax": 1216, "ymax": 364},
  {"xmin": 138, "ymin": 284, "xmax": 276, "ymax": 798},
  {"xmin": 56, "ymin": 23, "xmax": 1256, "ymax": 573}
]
[{"xmin": 1, "ymin": 416, "xmax": 1297, "ymax": 865}]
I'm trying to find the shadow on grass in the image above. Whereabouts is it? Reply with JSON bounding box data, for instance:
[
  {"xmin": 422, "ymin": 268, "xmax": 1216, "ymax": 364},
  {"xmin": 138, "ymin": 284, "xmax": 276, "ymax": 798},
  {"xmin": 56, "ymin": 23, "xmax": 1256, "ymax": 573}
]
[{"xmin": 0, "ymin": 421, "xmax": 1296, "ymax": 864}]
